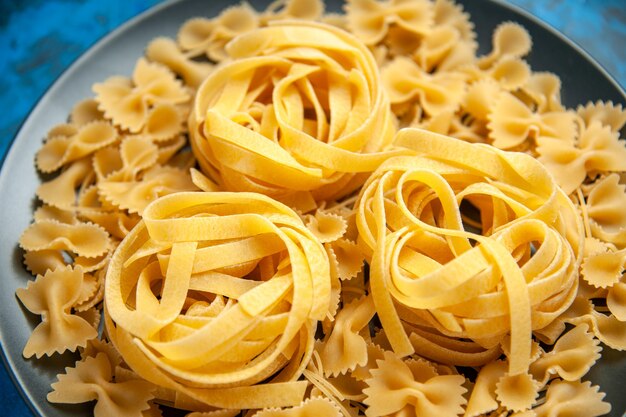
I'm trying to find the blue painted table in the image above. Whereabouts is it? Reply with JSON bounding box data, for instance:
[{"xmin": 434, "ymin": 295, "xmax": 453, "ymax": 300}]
[{"xmin": 0, "ymin": 1, "xmax": 624, "ymax": 416}]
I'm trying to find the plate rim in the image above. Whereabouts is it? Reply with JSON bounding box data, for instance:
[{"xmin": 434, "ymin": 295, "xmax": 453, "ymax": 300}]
[
  {"xmin": 0, "ymin": 2, "xmax": 184, "ymax": 416},
  {"xmin": 0, "ymin": 1, "xmax": 624, "ymax": 416}
]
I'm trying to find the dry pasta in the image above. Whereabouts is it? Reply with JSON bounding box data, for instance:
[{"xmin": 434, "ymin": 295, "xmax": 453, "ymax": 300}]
[
  {"xmin": 189, "ymin": 20, "xmax": 398, "ymax": 205},
  {"xmin": 13, "ymin": 0, "xmax": 626, "ymax": 416},
  {"xmin": 104, "ymin": 191, "xmax": 331, "ymax": 410}
]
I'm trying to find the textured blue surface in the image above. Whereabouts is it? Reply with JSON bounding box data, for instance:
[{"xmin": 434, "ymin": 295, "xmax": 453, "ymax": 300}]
[{"xmin": 0, "ymin": 1, "xmax": 624, "ymax": 416}]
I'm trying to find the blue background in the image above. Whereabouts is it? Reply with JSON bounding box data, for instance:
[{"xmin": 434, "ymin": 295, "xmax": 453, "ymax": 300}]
[{"xmin": 0, "ymin": 0, "xmax": 624, "ymax": 416}]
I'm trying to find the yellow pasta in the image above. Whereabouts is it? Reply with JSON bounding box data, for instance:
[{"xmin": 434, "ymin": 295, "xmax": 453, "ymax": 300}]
[
  {"xmin": 346, "ymin": 0, "xmax": 433, "ymax": 46},
  {"xmin": 382, "ymin": 56, "xmax": 466, "ymax": 117},
  {"xmin": 36, "ymin": 121, "xmax": 117, "ymax": 173},
  {"xmin": 577, "ymin": 100, "xmax": 626, "ymax": 133},
  {"xmin": 529, "ymin": 323, "xmax": 601, "ymax": 386},
  {"xmin": 489, "ymin": 91, "xmax": 576, "ymax": 150},
  {"xmin": 253, "ymin": 397, "xmax": 342, "ymax": 417},
  {"xmin": 533, "ymin": 380, "xmax": 611, "ymax": 417},
  {"xmin": 584, "ymin": 174, "xmax": 626, "ymax": 247},
  {"xmin": 477, "ymin": 22, "xmax": 532, "ymax": 69},
  {"xmin": 14, "ymin": 0, "xmax": 626, "ymax": 415},
  {"xmin": 363, "ymin": 351, "xmax": 467, "ymax": 417},
  {"xmin": 16, "ymin": 266, "xmax": 98, "ymax": 358},
  {"xmin": 146, "ymin": 37, "xmax": 214, "ymax": 89},
  {"xmin": 304, "ymin": 208, "xmax": 348, "ymax": 244},
  {"xmin": 104, "ymin": 191, "xmax": 331, "ymax": 409},
  {"xmin": 319, "ymin": 295, "xmax": 376, "ymax": 376},
  {"xmin": 178, "ymin": 3, "xmax": 259, "ymax": 62},
  {"xmin": 93, "ymin": 58, "xmax": 190, "ymax": 132},
  {"xmin": 98, "ymin": 165, "xmax": 199, "ymax": 214},
  {"xmin": 20, "ymin": 220, "xmax": 111, "ymax": 258},
  {"xmin": 537, "ymin": 120, "xmax": 626, "ymax": 194},
  {"xmin": 356, "ymin": 128, "xmax": 583, "ymax": 376},
  {"xmin": 48, "ymin": 353, "xmax": 155, "ymax": 417},
  {"xmin": 522, "ymin": 72, "xmax": 564, "ymax": 113},
  {"xmin": 190, "ymin": 21, "xmax": 398, "ymax": 204}
]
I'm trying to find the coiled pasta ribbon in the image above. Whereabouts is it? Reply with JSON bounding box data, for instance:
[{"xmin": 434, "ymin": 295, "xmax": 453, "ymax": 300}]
[
  {"xmin": 104, "ymin": 192, "xmax": 332, "ymax": 409},
  {"xmin": 190, "ymin": 21, "xmax": 399, "ymax": 206},
  {"xmin": 356, "ymin": 128, "xmax": 583, "ymax": 376}
]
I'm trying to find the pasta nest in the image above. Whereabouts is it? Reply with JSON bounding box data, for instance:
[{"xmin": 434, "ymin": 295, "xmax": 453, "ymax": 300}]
[
  {"xmin": 189, "ymin": 20, "xmax": 397, "ymax": 206},
  {"xmin": 104, "ymin": 191, "xmax": 332, "ymax": 409},
  {"xmin": 355, "ymin": 128, "xmax": 584, "ymax": 376}
]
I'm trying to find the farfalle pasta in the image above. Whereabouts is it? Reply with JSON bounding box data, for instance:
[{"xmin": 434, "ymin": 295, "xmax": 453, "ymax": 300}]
[
  {"xmin": 346, "ymin": 0, "xmax": 433, "ymax": 45},
  {"xmin": 529, "ymin": 323, "xmax": 601, "ymax": 386},
  {"xmin": 19, "ymin": 220, "xmax": 111, "ymax": 258},
  {"xmin": 36, "ymin": 121, "xmax": 117, "ymax": 173},
  {"xmin": 488, "ymin": 91, "xmax": 576, "ymax": 150},
  {"xmin": 99, "ymin": 165, "xmax": 199, "ymax": 214},
  {"xmin": 93, "ymin": 58, "xmax": 190, "ymax": 132},
  {"xmin": 477, "ymin": 22, "xmax": 532, "ymax": 69},
  {"xmin": 537, "ymin": 120, "xmax": 626, "ymax": 194},
  {"xmin": 14, "ymin": 0, "xmax": 626, "ymax": 416},
  {"xmin": 146, "ymin": 37, "xmax": 214, "ymax": 89},
  {"xmin": 363, "ymin": 351, "xmax": 467, "ymax": 417},
  {"xmin": 381, "ymin": 56, "xmax": 466, "ymax": 117},
  {"xmin": 16, "ymin": 266, "xmax": 98, "ymax": 358},
  {"xmin": 253, "ymin": 397, "xmax": 342, "ymax": 417},
  {"xmin": 48, "ymin": 353, "xmax": 155, "ymax": 417},
  {"xmin": 583, "ymin": 174, "xmax": 626, "ymax": 247},
  {"xmin": 190, "ymin": 20, "xmax": 397, "ymax": 203},
  {"xmin": 178, "ymin": 3, "xmax": 259, "ymax": 62},
  {"xmin": 319, "ymin": 295, "xmax": 376, "ymax": 376},
  {"xmin": 533, "ymin": 380, "xmax": 611, "ymax": 417}
]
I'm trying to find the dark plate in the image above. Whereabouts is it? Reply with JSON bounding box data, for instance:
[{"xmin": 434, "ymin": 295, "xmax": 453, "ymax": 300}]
[{"xmin": 1, "ymin": 1, "xmax": 624, "ymax": 416}]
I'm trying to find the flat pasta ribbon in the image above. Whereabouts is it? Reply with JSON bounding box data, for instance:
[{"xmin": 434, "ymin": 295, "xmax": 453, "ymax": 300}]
[
  {"xmin": 356, "ymin": 128, "xmax": 583, "ymax": 377},
  {"xmin": 190, "ymin": 21, "xmax": 398, "ymax": 204},
  {"xmin": 105, "ymin": 191, "xmax": 332, "ymax": 409}
]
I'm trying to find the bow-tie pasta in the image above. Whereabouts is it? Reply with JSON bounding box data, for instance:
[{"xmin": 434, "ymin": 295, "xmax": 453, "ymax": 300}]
[
  {"xmin": 48, "ymin": 352, "xmax": 155, "ymax": 417},
  {"xmin": 15, "ymin": 0, "xmax": 626, "ymax": 416},
  {"xmin": 16, "ymin": 266, "xmax": 98, "ymax": 358}
]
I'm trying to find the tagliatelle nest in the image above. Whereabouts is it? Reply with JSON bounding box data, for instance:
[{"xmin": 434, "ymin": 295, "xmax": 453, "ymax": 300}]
[
  {"xmin": 104, "ymin": 191, "xmax": 332, "ymax": 409},
  {"xmin": 13, "ymin": 0, "xmax": 626, "ymax": 416},
  {"xmin": 189, "ymin": 20, "xmax": 398, "ymax": 206},
  {"xmin": 356, "ymin": 129, "xmax": 583, "ymax": 376}
]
